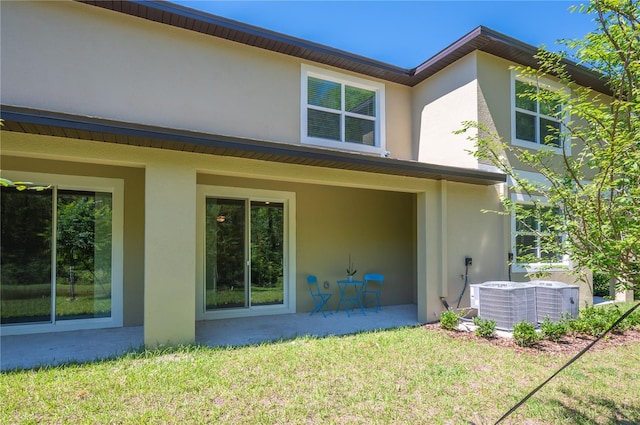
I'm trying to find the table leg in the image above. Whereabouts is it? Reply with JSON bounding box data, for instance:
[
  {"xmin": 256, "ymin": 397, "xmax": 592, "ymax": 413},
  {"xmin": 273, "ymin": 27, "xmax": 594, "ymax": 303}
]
[{"xmin": 335, "ymin": 282, "xmax": 347, "ymax": 313}]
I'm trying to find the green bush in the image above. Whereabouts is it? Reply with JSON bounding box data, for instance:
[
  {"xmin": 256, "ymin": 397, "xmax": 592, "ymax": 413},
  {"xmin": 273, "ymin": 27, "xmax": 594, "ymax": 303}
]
[
  {"xmin": 570, "ymin": 304, "xmax": 629, "ymax": 336},
  {"xmin": 512, "ymin": 321, "xmax": 539, "ymax": 347},
  {"xmin": 540, "ymin": 316, "xmax": 570, "ymax": 342},
  {"xmin": 625, "ymin": 304, "xmax": 640, "ymax": 327},
  {"xmin": 472, "ymin": 316, "xmax": 496, "ymax": 338},
  {"xmin": 439, "ymin": 310, "xmax": 461, "ymax": 331}
]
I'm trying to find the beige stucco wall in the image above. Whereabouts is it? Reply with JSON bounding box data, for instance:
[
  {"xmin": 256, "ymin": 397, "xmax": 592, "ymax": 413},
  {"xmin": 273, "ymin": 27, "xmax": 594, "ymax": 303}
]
[
  {"xmin": 444, "ymin": 182, "xmax": 507, "ymax": 307},
  {"xmin": 413, "ymin": 52, "xmax": 480, "ymax": 168},
  {"xmin": 384, "ymin": 84, "xmax": 414, "ymax": 159},
  {"xmin": 0, "ymin": 0, "xmax": 414, "ymax": 161},
  {"xmin": 415, "ymin": 179, "xmax": 507, "ymax": 322},
  {"xmin": 476, "ymin": 52, "xmax": 512, "ymax": 167}
]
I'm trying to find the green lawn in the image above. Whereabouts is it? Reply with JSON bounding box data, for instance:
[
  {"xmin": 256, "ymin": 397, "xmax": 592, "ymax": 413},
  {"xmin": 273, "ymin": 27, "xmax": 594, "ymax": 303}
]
[{"xmin": 2, "ymin": 318, "xmax": 639, "ymax": 424}]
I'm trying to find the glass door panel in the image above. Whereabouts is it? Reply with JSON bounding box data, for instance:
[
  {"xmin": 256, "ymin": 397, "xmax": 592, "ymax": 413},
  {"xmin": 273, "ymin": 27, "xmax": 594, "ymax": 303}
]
[
  {"xmin": 250, "ymin": 201, "xmax": 284, "ymax": 306},
  {"xmin": 55, "ymin": 190, "xmax": 113, "ymax": 321},
  {"xmin": 1, "ymin": 187, "xmax": 53, "ymax": 324},
  {"xmin": 205, "ymin": 198, "xmax": 246, "ymax": 310},
  {"xmin": 205, "ymin": 197, "xmax": 286, "ymax": 312}
]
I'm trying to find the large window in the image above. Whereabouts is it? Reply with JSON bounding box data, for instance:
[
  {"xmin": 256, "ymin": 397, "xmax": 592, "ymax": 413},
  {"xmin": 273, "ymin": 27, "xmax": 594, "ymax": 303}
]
[
  {"xmin": 301, "ymin": 65, "xmax": 385, "ymax": 155},
  {"xmin": 512, "ymin": 195, "xmax": 568, "ymax": 271},
  {"xmin": 0, "ymin": 172, "xmax": 123, "ymax": 334},
  {"xmin": 512, "ymin": 75, "xmax": 566, "ymax": 150}
]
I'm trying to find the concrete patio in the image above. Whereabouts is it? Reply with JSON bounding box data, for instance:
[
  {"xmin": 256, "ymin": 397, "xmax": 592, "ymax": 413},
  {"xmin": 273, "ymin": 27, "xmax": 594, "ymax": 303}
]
[{"xmin": 1, "ymin": 304, "xmax": 420, "ymax": 371}]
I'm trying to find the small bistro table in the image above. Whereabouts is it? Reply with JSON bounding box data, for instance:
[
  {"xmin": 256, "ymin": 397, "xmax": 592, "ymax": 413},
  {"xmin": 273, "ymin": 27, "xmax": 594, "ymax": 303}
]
[{"xmin": 335, "ymin": 279, "xmax": 366, "ymax": 316}]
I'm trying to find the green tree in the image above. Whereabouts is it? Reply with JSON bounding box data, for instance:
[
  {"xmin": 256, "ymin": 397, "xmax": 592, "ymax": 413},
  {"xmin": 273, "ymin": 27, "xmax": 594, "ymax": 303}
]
[{"xmin": 460, "ymin": 0, "xmax": 639, "ymax": 293}]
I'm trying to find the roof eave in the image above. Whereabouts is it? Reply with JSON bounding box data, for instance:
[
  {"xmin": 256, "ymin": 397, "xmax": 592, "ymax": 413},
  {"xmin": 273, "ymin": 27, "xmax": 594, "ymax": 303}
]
[{"xmin": 0, "ymin": 105, "xmax": 505, "ymax": 186}]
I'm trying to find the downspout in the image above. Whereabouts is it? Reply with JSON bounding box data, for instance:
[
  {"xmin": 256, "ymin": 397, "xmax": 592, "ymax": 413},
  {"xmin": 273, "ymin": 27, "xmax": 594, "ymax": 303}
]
[{"xmin": 440, "ymin": 180, "xmax": 448, "ymax": 303}]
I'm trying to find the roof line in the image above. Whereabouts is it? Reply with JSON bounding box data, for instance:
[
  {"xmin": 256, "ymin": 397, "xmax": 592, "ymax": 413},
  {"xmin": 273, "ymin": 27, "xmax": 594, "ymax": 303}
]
[
  {"xmin": 87, "ymin": 0, "xmax": 412, "ymax": 76},
  {"xmin": 150, "ymin": 0, "xmax": 412, "ymax": 75},
  {"xmin": 77, "ymin": 1, "xmax": 608, "ymax": 93}
]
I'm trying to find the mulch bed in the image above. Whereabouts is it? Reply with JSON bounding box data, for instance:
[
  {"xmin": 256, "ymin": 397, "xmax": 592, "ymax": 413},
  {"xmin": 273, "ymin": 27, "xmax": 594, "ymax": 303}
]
[{"xmin": 422, "ymin": 323, "xmax": 640, "ymax": 355}]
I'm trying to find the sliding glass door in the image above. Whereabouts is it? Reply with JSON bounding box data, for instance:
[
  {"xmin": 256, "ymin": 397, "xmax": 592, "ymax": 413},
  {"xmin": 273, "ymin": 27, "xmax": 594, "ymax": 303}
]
[
  {"xmin": 0, "ymin": 187, "xmax": 53, "ymax": 324},
  {"xmin": 250, "ymin": 201, "xmax": 284, "ymax": 306},
  {"xmin": 1, "ymin": 186, "xmax": 113, "ymax": 326},
  {"xmin": 204, "ymin": 197, "xmax": 284, "ymax": 311}
]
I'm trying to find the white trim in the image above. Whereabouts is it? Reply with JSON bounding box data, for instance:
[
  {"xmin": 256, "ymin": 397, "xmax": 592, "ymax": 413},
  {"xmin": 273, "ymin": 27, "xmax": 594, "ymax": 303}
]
[
  {"xmin": 196, "ymin": 185, "xmax": 296, "ymax": 320},
  {"xmin": 301, "ymin": 64, "xmax": 386, "ymax": 155},
  {"xmin": 0, "ymin": 171, "xmax": 124, "ymax": 336},
  {"xmin": 510, "ymin": 70, "xmax": 571, "ymax": 156},
  {"xmin": 507, "ymin": 169, "xmax": 552, "ymax": 190}
]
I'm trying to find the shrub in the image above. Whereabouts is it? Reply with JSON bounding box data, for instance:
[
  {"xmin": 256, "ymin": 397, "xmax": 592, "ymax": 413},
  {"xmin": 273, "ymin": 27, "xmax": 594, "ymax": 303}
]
[
  {"xmin": 473, "ymin": 316, "xmax": 496, "ymax": 338},
  {"xmin": 512, "ymin": 321, "xmax": 539, "ymax": 347},
  {"xmin": 439, "ymin": 310, "xmax": 461, "ymax": 331},
  {"xmin": 540, "ymin": 316, "xmax": 569, "ymax": 342},
  {"xmin": 570, "ymin": 304, "xmax": 629, "ymax": 336},
  {"xmin": 625, "ymin": 304, "xmax": 640, "ymax": 327}
]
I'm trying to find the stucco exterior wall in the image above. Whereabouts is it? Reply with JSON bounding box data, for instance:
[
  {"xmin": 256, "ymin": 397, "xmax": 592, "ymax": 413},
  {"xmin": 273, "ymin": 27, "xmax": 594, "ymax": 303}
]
[
  {"xmin": 384, "ymin": 84, "xmax": 414, "ymax": 160},
  {"xmin": 444, "ymin": 181, "xmax": 507, "ymax": 308},
  {"xmin": 413, "ymin": 52, "xmax": 480, "ymax": 168},
  {"xmin": 0, "ymin": 0, "xmax": 414, "ymax": 161},
  {"xmin": 476, "ymin": 52, "xmax": 512, "ymax": 170}
]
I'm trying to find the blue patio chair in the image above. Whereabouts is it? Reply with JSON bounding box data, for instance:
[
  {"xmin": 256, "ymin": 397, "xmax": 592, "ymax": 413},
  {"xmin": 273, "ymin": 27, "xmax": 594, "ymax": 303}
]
[
  {"xmin": 362, "ymin": 273, "xmax": 384, "ymax": 312},
  {"xmin": 307, "ymin": 275, "xmax": 333, "ymax": 317}
]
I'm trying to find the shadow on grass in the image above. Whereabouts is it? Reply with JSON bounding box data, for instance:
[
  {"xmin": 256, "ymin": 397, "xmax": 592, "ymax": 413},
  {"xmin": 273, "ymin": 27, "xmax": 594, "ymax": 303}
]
[{"xmin": 551, "ymin": 388, "xmax": 640, "ymax": 424}]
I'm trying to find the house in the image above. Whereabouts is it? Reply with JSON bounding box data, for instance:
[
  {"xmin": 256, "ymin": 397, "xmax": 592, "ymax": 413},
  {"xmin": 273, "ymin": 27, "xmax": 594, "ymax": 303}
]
[{"xmin": 1, "ymin": 0, "xmax": 606, "ymax": 349}]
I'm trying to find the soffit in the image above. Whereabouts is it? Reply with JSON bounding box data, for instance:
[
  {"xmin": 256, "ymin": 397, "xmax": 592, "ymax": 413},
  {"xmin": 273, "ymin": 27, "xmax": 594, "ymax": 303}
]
[{"xmin": 1, "ymin": 106, "xmax": 505, "ymax": 186}]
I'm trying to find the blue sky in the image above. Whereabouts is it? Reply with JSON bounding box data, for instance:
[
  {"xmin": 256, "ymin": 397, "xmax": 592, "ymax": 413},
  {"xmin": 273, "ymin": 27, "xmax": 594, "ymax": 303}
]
[{"xmin": 172, "ymin": 1, "xmax": 596, "ymax": 68}]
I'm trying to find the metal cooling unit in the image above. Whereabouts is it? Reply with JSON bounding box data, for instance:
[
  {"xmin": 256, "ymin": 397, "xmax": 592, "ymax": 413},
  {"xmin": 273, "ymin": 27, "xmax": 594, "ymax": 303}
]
[
  {"xmin": 530, "ymin": 280, "xmax": 579, "ymax": 323},
  {"xmin": 475, "ymin": 281, "xmax": 537, "ymax": 331}
]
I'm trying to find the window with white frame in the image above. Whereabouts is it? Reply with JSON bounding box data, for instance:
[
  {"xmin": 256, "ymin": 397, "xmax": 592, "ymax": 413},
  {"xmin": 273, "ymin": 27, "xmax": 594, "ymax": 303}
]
[
  {"xmin": 1, "ymin": 172, "xmax": 123, "ymax": 335},
  {"xmin": 512, "ymin": 74, "xmax": 566, "ymax": 150},
  {"xmin": 512, "ymin": 195, "xmax": 568, "ymax": 270},
  {"xmin": 301, "ymin": 65, "xmax": 385, "ymax": 154}
]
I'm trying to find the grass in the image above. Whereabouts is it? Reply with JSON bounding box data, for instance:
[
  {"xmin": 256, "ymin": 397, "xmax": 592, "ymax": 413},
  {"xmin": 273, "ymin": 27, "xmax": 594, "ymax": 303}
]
[{"xmin": 2, "ymin": 321, "xmax": 639, "ymax": 424}]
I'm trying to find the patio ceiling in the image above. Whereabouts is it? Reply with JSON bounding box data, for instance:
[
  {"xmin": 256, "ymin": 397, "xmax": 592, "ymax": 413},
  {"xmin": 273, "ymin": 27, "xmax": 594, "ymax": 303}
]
[{"xmin": 1, "ymin": 105, "xmax": 505, "ymax": 186}]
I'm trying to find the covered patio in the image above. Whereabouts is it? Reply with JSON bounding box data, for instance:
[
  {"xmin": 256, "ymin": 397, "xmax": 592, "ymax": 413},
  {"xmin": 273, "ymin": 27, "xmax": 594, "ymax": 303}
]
[{"xmin": 0, "ymin": 304, "xmax": 420, "ymax": 371}]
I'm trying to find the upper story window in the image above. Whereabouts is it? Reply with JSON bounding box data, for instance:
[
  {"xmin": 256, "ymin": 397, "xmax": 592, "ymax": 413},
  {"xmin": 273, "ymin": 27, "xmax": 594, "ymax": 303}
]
[
  {"xmin": 301, "ymin": 64, "xmax": 385, "ymax": 155},
  {"xmin": 512, "ymin": 73, "xmax": 568, "ymax": 153}
]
